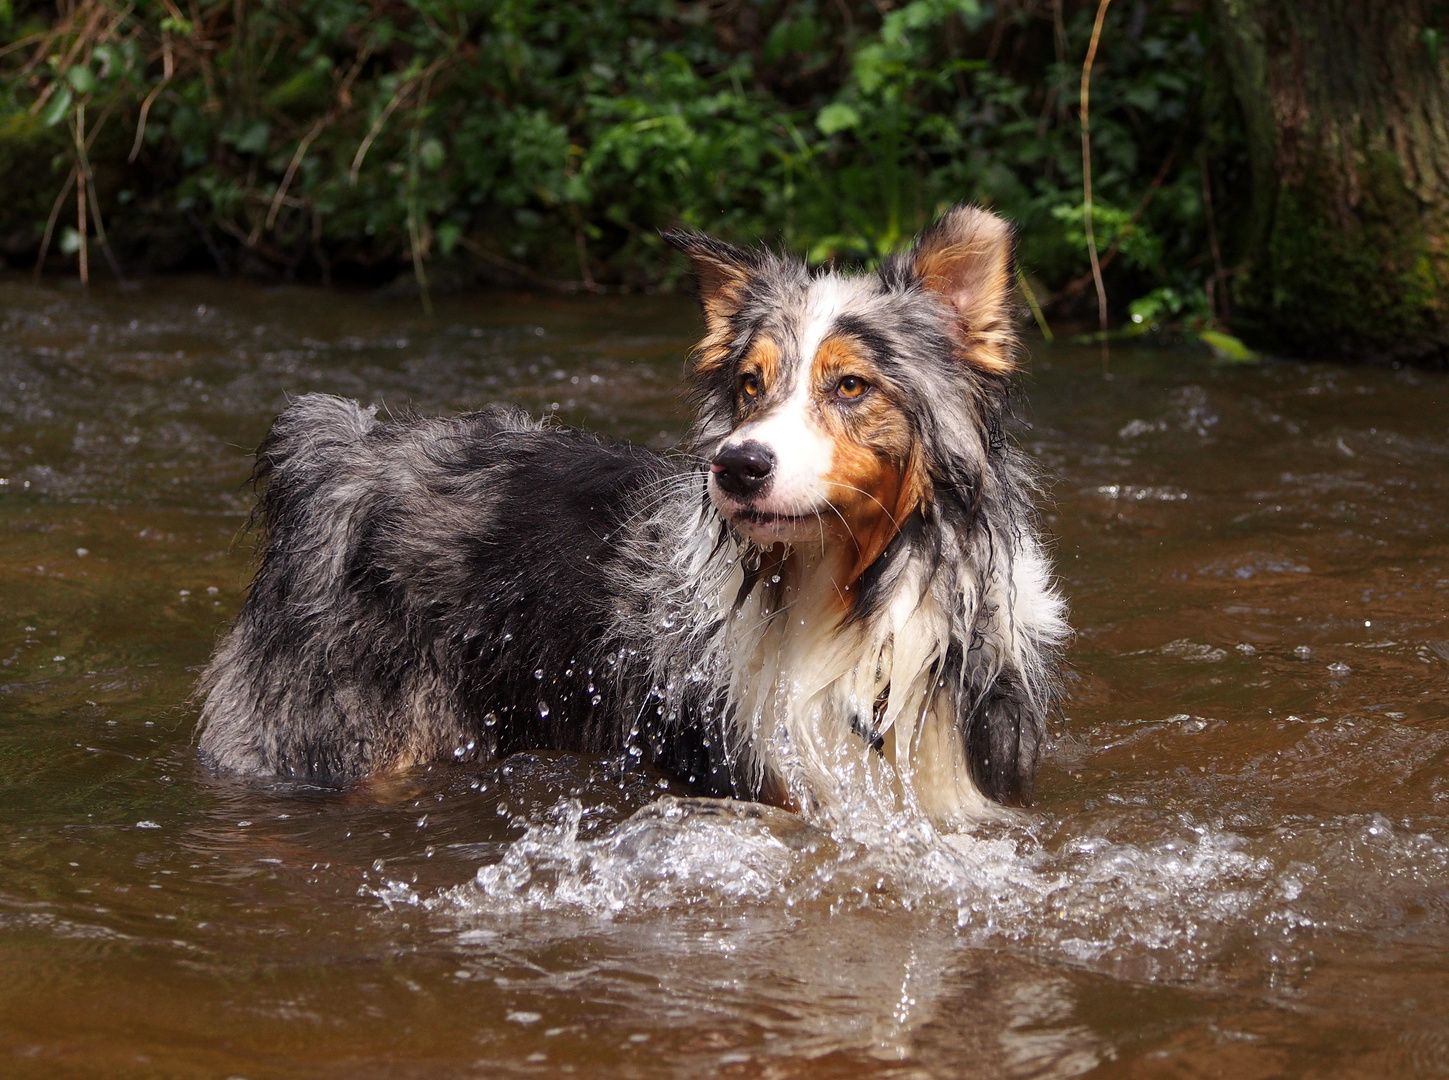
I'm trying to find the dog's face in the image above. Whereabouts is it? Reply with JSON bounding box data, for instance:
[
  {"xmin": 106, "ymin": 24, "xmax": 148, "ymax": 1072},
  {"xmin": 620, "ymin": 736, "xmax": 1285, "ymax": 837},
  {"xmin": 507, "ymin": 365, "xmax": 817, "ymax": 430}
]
[{"xmin": 669, "ymin": 206, "xmax": 1018, "ymax": 588}]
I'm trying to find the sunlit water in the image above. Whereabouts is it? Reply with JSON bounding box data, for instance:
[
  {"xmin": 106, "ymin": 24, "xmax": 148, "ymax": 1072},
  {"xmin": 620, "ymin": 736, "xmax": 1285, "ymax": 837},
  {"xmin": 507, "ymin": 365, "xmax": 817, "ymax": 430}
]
[{"xmin": 1, "ymin": 274, "xmax": 1446, "ymax": 1078}]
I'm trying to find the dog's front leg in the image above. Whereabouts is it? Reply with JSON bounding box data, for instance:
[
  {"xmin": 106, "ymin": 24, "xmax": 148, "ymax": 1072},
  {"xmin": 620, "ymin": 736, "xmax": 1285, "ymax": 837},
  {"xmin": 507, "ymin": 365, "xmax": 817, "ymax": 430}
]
[{"xmin": 962, "ymin": 668, "xmax": 1044, "ymax": 807}]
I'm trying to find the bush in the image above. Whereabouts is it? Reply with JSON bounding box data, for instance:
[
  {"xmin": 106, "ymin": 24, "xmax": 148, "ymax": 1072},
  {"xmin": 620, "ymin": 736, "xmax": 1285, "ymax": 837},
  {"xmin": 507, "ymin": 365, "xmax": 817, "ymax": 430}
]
[{"xmin": 0, "ymin": 0, "xmax": 1240, "ymax": 328}]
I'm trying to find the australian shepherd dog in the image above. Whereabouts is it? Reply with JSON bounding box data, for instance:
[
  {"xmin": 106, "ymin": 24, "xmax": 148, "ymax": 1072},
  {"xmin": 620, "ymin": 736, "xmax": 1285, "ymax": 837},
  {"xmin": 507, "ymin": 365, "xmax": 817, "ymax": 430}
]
[{"xmin": 195, "ymin": 205, "xmax": 1068, "ymax": 825}]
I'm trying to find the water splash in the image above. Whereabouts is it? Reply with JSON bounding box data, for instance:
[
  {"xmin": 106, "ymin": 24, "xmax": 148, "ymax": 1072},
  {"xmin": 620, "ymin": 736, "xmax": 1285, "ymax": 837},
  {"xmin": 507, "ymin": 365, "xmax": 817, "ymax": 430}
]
[{"xmin": 364, "ymin": 791, "xmax": 1449, "ymax": 989}]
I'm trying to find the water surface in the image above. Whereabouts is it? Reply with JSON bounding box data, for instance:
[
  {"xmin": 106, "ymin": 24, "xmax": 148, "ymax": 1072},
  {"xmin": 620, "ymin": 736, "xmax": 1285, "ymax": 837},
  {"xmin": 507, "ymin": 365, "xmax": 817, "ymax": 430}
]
[{"xmin": 1, "ymin": 274, "xmax": 1447, "ymax": 1078}]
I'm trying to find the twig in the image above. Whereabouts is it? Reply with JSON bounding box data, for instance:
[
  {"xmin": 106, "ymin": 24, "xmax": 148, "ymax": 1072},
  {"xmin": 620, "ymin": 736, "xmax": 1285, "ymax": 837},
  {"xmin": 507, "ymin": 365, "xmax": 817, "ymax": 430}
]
[
  {"xmin": 1080, "ymin": 0, "xmax": 1112, "ymax": 371},
  {"xmin": 35, "ymin": 167, "xmax": 79, "ymax": 279},
  {"xmin": 28, "ymin": 1, "xmax": 109, "ymax": 116},
  {"xmin": 262, "ymin": 112, "xmax": 330, "ymax": 233},
  {"xmin": 69, "ymin": 100, "xmax": 124, "ymax": 281},
  {"xmin": 257, "ymin": 42, "xmax": 374, "ymax": 235},
  {"xmin": 349, "ymin": 76, "xmax": 414, "ymax": 184},
  {"xmin": 1201, "ymin": 152, "xmax": 1227, "ymax": 326},
  {"xmin": 77, "ymin": 106, "xmax": 124, "ymax": 282},
  {"xmin": 129, "ymin": 34, "xmax": 175, "ymax": 162},
  {"xmin": 1017, "ymin": 266, "xmax": 1053, "ymax": 342},
  {"xmin": 335, "ymin": 40, "xmax": 373, "ymax": 108},
  {"xmin": 33, "ymin": 96, "xmax": 116, "ymax": 279},
  {"xmin": 405, "ymin": 62, "xmax": 442, "ymax": 315},
  {"xmin": 0, "ymin": 29, "xmax": 52, "ymax": 60},
  {"xmin": 75, "ymin": 105, "xmax": 89, "ymax": 286},
  {"xmin": 1050, "ymin": 144, "xmax": 1176, "ymax": 305}
]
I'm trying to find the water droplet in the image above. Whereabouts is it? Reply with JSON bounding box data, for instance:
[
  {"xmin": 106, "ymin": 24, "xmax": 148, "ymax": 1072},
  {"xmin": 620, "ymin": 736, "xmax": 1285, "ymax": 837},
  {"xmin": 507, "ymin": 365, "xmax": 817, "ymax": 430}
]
[
  {"xmin": 533, "ymin": 668, "xmax": 544, "ymax": 680},
  {"xmin": 538, "ymin": 700, "xmax": 551, "ymax": 719},
  {"xmin": 1326, "ymin": 662, "xmax": 1351, "ymax": 677},
  {"xmin": 1293, "ymin": 645, "xmax": 1314, "ymax": 660}
]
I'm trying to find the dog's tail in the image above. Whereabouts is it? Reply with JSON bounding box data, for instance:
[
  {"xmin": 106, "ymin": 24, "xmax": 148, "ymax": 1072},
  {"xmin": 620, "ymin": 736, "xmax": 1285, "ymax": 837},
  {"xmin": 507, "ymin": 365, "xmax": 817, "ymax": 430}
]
[
  {"xmin": 249, "ymin": 392, "xmax": 379, "ymax": 531},
  {"xmin": 196, "ymin": 394, "xmax": 384, "ymax": 778}
]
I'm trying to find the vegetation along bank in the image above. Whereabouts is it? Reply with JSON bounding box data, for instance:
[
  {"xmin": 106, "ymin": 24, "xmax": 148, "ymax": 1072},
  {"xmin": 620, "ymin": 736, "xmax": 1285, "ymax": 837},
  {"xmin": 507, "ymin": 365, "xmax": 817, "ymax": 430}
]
[{"xmin": 2, "ymin": 0, "xmax": 1447, "ymax": 363}]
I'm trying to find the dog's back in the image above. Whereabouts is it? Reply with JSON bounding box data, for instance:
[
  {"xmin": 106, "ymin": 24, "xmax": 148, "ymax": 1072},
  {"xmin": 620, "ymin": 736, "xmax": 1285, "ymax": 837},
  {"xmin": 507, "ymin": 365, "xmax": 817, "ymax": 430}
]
[{"xmin": 196, "ymin": 393, "xmax": 681, "ymax": 781}]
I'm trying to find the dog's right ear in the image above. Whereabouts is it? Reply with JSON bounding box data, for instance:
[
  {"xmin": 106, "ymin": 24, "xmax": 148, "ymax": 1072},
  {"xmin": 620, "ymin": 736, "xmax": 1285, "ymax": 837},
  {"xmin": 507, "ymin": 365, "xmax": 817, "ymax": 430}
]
[{"xmin": 662, "ymin": 230, "xmax": 754, "ymax": 334}]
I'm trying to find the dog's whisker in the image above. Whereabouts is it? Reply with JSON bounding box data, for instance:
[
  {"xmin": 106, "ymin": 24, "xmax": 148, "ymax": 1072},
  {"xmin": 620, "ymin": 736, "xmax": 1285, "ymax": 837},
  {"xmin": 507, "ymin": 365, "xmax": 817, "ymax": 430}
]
[{"xmin": 822, "ymin": 480, "xmax": 902, "ymax": 531}]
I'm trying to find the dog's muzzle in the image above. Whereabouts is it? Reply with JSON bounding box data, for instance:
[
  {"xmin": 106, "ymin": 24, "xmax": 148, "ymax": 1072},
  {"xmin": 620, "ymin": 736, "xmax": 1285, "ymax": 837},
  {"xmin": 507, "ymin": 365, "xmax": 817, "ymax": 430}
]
[{"xmin": 711, "ymin": 441, "xmax": 775, "ymax": 499}]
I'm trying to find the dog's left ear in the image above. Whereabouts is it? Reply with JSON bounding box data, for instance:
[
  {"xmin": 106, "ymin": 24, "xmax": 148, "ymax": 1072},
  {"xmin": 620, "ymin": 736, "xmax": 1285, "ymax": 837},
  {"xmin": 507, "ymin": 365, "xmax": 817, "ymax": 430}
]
[{"xmin": 908, "ymin": 205, "xmax": 1018, "ymax": 377}]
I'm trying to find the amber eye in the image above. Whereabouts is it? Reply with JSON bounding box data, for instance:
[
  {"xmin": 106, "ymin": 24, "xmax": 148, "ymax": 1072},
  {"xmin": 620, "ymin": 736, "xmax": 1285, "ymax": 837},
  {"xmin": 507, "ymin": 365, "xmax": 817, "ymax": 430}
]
[
  {"xmin": 739, "ymin": 372, "xmax": 762, "ymax": 399},
  {"xmin": 836, "ymin": 375, "xmax": 869, "ymax": 399}
]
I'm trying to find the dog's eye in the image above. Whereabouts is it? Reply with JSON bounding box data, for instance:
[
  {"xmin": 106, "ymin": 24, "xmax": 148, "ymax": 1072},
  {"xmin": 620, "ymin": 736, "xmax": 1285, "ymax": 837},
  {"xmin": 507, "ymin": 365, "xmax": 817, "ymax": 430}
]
[
  {"xmin": 836, "ymin": 375, "xmax": 870, "ymax": 399},
  {"xmin": 739, "ymin": 373, "xmax": 762, "ymax": 399}
]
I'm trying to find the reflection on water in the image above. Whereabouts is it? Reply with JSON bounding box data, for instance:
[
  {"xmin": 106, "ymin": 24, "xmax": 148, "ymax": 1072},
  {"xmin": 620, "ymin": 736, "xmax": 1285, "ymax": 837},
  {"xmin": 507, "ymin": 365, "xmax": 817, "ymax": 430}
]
[{"xmin": 1, "ymin": 273, "xmax": 1447, "ymax": 1078}]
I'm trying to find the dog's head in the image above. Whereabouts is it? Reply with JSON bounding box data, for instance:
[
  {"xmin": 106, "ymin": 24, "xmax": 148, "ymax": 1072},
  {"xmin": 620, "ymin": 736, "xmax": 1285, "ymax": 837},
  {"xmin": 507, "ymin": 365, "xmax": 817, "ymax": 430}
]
[{"xmin": 668, "ymin": 205, "xmax": 1018, "ymax": 589}]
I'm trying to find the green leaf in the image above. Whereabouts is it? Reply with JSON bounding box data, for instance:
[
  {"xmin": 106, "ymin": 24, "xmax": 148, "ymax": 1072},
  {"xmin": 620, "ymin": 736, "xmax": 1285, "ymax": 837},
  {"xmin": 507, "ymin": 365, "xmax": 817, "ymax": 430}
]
[
  {"xmin": 435, "ymin": 221, "xmax": 462, "ymax": 255},
  {"xmin": 816, "ymin": 103, "xmax": 860, "ymax": 135},
  {"xmin": 39, "ymin": 84, "xmax": 73, "ymax": 128},
  {"xmin": 1198, "ymin": 329, "xmax": 1258, "ymax": 364},
  {"xmin": 1420, "ymin": 27, "xmax": 1442, "ymax": 67},
  {"xmin": 232, "ymin": 119, "xmax": 271, "ymax": 155},
  {"xmin": 65, "ymin": 65, "xmax": 97, "ymax": 94},
  {"xmin": 419, "ymin": 137, "xmax": 446, "ymax": 172}
]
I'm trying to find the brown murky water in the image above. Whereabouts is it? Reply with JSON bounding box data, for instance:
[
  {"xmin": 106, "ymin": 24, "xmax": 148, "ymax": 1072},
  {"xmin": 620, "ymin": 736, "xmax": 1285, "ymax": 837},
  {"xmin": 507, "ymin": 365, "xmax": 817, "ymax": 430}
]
[{"xmin": 1, "ymin": 274, "xmax": 1446, "ymax": 1079}]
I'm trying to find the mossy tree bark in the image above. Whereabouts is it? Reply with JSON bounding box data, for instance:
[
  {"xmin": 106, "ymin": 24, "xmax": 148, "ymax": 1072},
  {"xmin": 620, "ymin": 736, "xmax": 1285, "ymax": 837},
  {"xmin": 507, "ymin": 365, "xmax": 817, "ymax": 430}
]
[{"xmin": 1212, "ymin": 0, "xmax": 1449, "ymax": 364}]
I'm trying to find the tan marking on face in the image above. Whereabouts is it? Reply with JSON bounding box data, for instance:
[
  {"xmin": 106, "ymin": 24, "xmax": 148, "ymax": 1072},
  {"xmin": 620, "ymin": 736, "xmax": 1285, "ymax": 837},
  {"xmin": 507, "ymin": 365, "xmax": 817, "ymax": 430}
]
[
  {"xmin": 736, "ymin": 336, "xmax": 781, "ymax": 413},
  {"xmin": 810, "ymin": 337, "xmax": 932, "ymax": 595}
]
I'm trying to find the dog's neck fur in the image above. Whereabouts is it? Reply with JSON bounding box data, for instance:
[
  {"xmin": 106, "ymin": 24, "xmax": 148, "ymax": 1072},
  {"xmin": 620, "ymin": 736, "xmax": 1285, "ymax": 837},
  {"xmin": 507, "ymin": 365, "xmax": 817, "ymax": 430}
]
[{"xmin": 645, "ymin": 491, "xmax": 995, "ymax": 825}]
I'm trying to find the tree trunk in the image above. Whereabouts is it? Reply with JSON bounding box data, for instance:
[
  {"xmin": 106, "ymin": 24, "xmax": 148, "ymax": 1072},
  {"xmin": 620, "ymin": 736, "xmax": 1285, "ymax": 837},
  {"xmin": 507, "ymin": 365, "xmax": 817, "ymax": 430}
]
[{"xmin": 1212, "ymin": 0, "xmax": 1449, "ymax": 364}]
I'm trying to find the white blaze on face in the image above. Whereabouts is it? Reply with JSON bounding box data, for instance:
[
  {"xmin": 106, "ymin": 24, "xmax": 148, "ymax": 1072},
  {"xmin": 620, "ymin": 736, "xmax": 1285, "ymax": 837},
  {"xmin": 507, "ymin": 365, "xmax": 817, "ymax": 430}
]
[{"xmin": 709, "ymin": 276, "xmax": 857, "ymax": 542}]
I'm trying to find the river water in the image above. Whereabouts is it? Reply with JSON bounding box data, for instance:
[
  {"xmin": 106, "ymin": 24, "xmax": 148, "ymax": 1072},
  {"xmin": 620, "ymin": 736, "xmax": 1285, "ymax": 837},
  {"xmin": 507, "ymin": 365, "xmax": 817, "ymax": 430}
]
[{"xmin": 0, "ymin": 274, "xmax": 1446, "ymax": 1078}]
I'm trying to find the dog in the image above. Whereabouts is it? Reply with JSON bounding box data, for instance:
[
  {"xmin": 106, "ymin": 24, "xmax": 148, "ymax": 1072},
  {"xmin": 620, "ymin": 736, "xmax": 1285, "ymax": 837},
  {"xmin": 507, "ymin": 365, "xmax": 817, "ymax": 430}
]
[{"xmin": 195, "ymin": 204, "xmax": 1068, "ymax": 824}]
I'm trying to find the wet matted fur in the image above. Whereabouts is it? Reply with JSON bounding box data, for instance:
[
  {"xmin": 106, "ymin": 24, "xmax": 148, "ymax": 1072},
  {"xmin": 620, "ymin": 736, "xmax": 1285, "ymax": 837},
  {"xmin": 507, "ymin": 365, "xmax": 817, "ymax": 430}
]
[{"xmin": 196, "ymin": 204, "xmax": 1068, "ymax": 824}]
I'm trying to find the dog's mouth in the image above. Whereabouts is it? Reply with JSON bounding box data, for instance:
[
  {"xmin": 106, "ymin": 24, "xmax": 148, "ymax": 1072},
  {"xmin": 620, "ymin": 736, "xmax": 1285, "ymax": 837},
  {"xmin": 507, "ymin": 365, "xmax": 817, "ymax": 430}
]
[
  {"xmin": 735, "ymin": 508, "xmax": 814, "ymax": 526},
  {"xmin": 716, "ymin": 502, "xmax": 824, "ymax": 544}
]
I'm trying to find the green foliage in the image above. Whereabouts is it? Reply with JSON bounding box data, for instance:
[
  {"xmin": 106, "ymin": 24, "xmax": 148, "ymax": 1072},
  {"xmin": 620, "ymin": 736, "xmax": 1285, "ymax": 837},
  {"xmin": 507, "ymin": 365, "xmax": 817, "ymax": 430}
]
[{"xmin": 0, "ymin": 0, "xmax": 1237, "ymax": 327}]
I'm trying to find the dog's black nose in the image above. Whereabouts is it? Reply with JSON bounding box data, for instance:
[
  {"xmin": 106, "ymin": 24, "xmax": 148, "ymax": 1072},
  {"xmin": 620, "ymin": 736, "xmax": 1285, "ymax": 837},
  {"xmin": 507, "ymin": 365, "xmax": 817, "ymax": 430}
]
[{"xmin": 711, "ymin": 441, "xmax": 775, "ymax": 497}]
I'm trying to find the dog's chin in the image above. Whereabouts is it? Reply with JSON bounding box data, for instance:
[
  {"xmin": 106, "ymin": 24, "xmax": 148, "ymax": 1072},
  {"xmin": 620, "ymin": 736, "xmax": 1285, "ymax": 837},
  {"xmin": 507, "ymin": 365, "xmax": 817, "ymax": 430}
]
[{"xmin": 713, "ymin": 498, "xmax": 823, "ymax": 546}]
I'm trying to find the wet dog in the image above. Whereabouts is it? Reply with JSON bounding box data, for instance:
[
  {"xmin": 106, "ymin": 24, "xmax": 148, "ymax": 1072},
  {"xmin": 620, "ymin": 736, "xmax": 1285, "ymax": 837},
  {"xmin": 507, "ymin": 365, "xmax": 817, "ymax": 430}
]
[{"xmin": 195, "ymin": 205, "xmax": 1068, "ymax": 823}]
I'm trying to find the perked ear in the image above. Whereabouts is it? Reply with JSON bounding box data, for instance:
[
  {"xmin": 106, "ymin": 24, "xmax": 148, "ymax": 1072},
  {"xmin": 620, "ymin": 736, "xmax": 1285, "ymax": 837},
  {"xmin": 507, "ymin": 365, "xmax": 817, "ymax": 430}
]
[
  {"xmin": 909, "ymin": 205, "xmax": 1018, "ymax": 377},
  {"xmin": 662, "ymin": 229, "xmax": 754, "ymax": 332}
]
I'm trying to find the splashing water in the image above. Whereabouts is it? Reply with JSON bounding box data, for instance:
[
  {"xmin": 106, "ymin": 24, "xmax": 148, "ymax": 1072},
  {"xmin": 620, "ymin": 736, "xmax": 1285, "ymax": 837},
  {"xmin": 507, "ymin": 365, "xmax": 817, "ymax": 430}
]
[{"xmin": 364, "ymin": 773, "xmax": 1449, "ymax": 996}]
